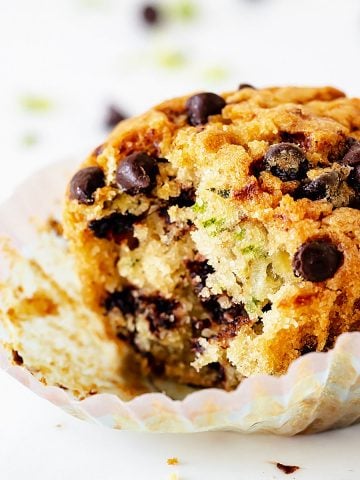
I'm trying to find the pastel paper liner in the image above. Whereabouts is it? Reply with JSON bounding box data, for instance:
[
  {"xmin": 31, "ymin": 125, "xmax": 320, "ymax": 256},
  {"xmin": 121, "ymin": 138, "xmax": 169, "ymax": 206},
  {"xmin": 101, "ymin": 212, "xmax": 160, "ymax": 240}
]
[{"xmin": 1, "ymin": 158, "xmax": 360, "ymax": 435}]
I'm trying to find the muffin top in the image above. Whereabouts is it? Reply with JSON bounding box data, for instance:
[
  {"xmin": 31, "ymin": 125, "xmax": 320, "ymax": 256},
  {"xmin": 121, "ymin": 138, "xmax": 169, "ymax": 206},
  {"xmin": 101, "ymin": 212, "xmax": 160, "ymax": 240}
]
[{"xmin": 64, "ymin": 85, "xmax": 360, "ymax": 380}]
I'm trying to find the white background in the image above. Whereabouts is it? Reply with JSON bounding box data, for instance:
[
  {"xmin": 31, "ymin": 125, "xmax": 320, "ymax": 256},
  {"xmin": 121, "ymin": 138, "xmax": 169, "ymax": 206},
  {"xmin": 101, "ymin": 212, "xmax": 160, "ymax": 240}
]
[{"xmin": 1, "ymin": 0, "xmax": 360, "ymax": 478}]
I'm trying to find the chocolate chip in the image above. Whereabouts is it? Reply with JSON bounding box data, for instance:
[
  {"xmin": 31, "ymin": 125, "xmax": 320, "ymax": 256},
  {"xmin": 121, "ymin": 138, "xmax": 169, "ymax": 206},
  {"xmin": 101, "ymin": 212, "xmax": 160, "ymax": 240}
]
[
  {"xmin": 294, "ymin": 171, "xmax": 340, "ymax": 201},
  {"xmin": 140, "ymin": 295, "xmax": 179, "ymax": 332},
  {"xmin": 141, "ymin": 4, "xmax": 160, "ymax": 25},
  {"xmin": 69, "ymin": 166, "xmax": 105, "ymax": 205},
  {"xmin": 349, "ymin": 163, "xmax": 360, "ymax": 187},
  {"xmin": 192, "ymin": 339, "xmax": 205, "ymax": 354},
  {"xmin": 207, "ymin": 362, "xmax": 226, "ymax": 383},
  {"xmin": 261, "ymin": 302, "xmax": 272, "ymax": 313},
  {"xmin": 93, "ymin": 144, "xmax": 104, "ymax": 157},
  {"xmin": 202, "ymin": 297, "xmax": 248, "ymax": 325},
  {"xmin": 104, "ymin": 288, "xmax": 137, "ymax": 315},
  {"xmin": 186, "ymin": 259, "xmax": 215, "ymax": 295},
  {"xmin": 88, "ymin": 212, "xmax": 138, "ymax": 241},
  {"xmin": 192, "ymin": 318, "xmax": 212, "ymax": 335},
  {"xmin": 168, "ymin": 188, "xmax": 196, "ymax": 207},
  {"xmin": 341, "ymin": 141, "xmax": 360, "ymax": 167},
  {"xmin": 116, "ymin": 152, "xmax": 159, "ymax": 195},
  {"xmin": 279, "ymin": 131, "xmax": 309, "ymax": 150},
  {"xmin": 238, "ymin": 83, "xmax": 255, "ymax": 90},
  {"xmin": 104, "ymin": 105, "xmax": 127, "ymax": 129},
  {"xmin": 293, "ymin": 239, "xmax": 343, "ymax": 282},
  {"xmin": 349, "ymin": 194, "xmax": 360, "ymax": 210},
  {"xmin": 145, "ymin": 353, "xmax": 165, "ymax": 376},
  {"xmin": 300, "ymin": 335, "xmax": 318, "ymax": 355},
  {"xmin": 340, "ymin": 141, "xmax": 360, "ymax": 188},
  {"xmin": 264, "ymin": 143, "xmax": 309, "ymax": 181},
  {"xmin": 158, "ymin": 206, "xmax": 171, "ymax": 224},
  {"xmin": 276, "ymin": 464, "xmax": 300, "ymax": 475},
  {"xmin": 12, "ymin": 350, "xmax": 24, "ymax": 365},
  {"xmin": 186, "ymin": 93, "xmax": 226, "ymax": 126}
]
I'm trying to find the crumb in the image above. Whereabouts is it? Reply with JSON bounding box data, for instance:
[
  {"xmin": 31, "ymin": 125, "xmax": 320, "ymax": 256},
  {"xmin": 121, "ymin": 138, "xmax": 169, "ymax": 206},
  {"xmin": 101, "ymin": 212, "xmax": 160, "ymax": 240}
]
[
  {"xmin": 12, "ymin": 349, "xmax": 24, "ymax": 365},
  {"xmin": 46, "ymin": 217, "xmax": 63, "ymax": 237},
  {"xmin": 55, "ymin": 424, "xmax": 62, "ymax": 428},
  {"xmin": 276, "ymin": 462, "xmax": 300, "ymax": 474},
  {"xmin": 56, "ymin": 383, "xmax": 69, "ymax": 391},
  {"xmin": 167, "ymin": 457, "xmax": 179, "ymax": 466}
]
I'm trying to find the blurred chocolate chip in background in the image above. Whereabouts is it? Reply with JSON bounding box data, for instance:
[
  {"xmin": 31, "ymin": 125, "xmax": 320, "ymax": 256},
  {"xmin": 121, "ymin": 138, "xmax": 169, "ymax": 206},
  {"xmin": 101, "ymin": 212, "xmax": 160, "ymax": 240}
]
[
  {"xmin": 104, "ymin": 105, "xmax": 128, "ymax": 130},
  {"xmin": 141, "ymin": 4, "xmax": 161, "ymax": 25}
]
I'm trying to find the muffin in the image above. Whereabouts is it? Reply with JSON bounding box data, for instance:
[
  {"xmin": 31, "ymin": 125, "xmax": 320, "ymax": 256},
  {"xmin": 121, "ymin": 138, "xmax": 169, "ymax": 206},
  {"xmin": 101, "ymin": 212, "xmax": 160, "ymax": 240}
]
[{"xmin": 63, "ymin": 85, "xmax": 360, "ymax": 390}]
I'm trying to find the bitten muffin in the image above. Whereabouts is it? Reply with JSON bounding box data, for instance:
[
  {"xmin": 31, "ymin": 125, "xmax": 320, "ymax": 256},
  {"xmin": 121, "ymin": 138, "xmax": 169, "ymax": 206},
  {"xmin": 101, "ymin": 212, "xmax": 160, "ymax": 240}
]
[{"xmin": 63, "ymin": 85, "xmax": 360, "ymax": 390}]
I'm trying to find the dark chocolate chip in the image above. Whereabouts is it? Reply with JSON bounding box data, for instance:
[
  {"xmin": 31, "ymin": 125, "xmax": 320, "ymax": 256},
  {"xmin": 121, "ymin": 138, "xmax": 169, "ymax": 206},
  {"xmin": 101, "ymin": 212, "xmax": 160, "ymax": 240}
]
[
  {"xmin": 116, "ymin": 152, "xmax": 159, "ymax": 195},
  {"xmin": 300, "ymin": 335, "xmax": 318, "ymax": 355},
  {"xmin": 264, "ymin": 143, "xmax": 309, "ymax": 181},
  {"xmin": 294, "ymin": 171, "xmax": 340, "ymax": 201},
  {"xmin": 293, "ymin": 239, "xmax": 343, "ymax": 282},
  {"xmin": 158, "ymin": 206, "xmax": 171, "ymax": 224},
  {"xmin": 238, "ymin": 83, "xmax": 255, "ymax": 90},
  {"xmin": 12, "ymin": 350, "xmax": 24, "ymax": 365},
  {"xmin": 104, "ymin": 288, "xmax": 137, "ymax": 315},
  {"xmin": 207, "ymin": 362, "xmax": 226, "ymax": 383},
  {"xmin": 220, "ymin": 303, "xmax": 248, "ymax": 325},
  {"xmin": 340, "ymin": 141, "xmax": 360, "ymax": 168},
  {"xmin": 140, "ymin": 295, "xmax": 179, "ymax": 332},
  {"xmin": 343, "ymin": 136, "xmax": 359, "ymax": 154},
  {"xmin": 127, "ymin": 235, "xmax": 140, "ymax": 250},
  {"xmin": 192, "ymin": 339, "xmax": 205, "ymax": 354},
  {"xmin": 88, "ymin": 212, "xmax": 138, "ymax": 241},
  {"xmin": 186, "ymin": 93, "xmax": 226, "ymax": 126},
  {"xmin": 186, "ymin": 259, "xmax": 215, "ymax": 295},
  {"xmin": 104, "ymin": 105, "xmax": 127, "ymax": 129},
  {"xmin": 340, "ymin": 141, "xmax": 360, "ymax": 188},
  {"xmin": 69, "ymin": 166, "xmax": 105, "ymax": 205},
  {"xmin": 350, "ymin": 165, "xmax": 360, "ymax": 189},
  {"xmin": 93, "ymin": 144, "xmax": 104, "ymax": 157},
  {"xmin": 145, "ymin": 353, "xmax": 165, "ymax": 376},
  {"xmin": 276, "ymin": 463, "xmax": 300, "ymax": 475},
  {"xmin": 202, "ymin": 297, "xmax": 248, "ymax": 325},
  {"xmin": 192, "ymin": 317, "xmax": 212, "ymax": 335},
  {"xmin": 261, "ymin": 302, "xmax": 272, "ymax": 313},
  {"xmin": 141, "ymin": 4, "xmax": 160, "ymax": 25},
  {"xmin": 202, "ymin": 297, "xmax": 224, "ymax": 323},
  {"xmin": 349, "ymin": 195, "xmax": 360, "ymax": 210},
  {"xmin": 279, "ymin": 131, "xmax": 309, "ymax": 150},
  {"xmin": 168, "ymin": 188, "xmax": 196, "ymax": 207}
]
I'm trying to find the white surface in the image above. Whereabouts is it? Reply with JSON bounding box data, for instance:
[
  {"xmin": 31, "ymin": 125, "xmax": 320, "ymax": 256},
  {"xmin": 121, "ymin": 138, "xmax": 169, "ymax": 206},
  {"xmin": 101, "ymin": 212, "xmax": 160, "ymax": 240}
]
[
  {"xmin": 1, "ymin": 0, "xmax": 360, "ymax": 478},
  {"xmin": 1, "ymin": 370, "xmax": 360, "ymax": 480}
]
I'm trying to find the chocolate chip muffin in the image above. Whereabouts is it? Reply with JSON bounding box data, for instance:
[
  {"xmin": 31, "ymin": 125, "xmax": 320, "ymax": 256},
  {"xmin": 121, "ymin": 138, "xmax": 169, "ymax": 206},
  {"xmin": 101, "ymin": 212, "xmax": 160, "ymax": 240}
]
[{"xmin": 63, "ymin": 86, "xmax": 360, "ymax": 390}]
